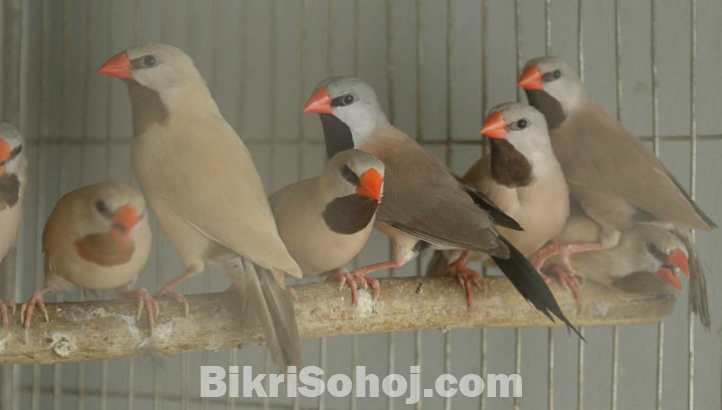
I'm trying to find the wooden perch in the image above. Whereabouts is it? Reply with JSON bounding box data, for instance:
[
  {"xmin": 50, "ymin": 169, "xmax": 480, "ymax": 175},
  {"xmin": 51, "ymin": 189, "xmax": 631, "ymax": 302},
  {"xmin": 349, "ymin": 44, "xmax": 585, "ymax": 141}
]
[{"xmin": 0, "ymin": 276, "xmax": 676, "ymax": 365}]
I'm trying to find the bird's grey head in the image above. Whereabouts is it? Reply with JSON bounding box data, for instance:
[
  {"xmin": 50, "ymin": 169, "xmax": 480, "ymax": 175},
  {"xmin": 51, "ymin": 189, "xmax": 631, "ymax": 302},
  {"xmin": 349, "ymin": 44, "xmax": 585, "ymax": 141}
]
[
  {"xmin": 303, "ymin": 76, "xmax": 388, "ymax": 159},
  {"xmin": 322, "ymin": 149, "xmax": 385, "ymax": 200},
  {"xmin": 518, "ymin": 56, "xmax": 586, "ymax": 129},
  {"xmin": 624, "ymin": 225, "xmax": 689, "ymax": 290},
  {"xmin": 0, "ymin": 123, "xmax": 26, "ymax": 176},
  {"xmin": 482, "ymin": 102, "xmax": 553, "ymax": 160}
]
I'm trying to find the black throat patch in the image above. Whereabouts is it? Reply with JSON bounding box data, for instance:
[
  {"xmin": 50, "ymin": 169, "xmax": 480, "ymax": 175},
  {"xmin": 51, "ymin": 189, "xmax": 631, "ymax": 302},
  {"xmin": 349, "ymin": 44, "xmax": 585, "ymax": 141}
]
[
  {"xmin": 524, "ymin": 89, "xmax": 567, "ymax": 130},
  {"xmin": 0, "ymin": 173, "xmax": 20, "ymax": 210},
  {"xmin": 490, "ymin": 139, "xmax": 534, "ymax": 188},
  {"xmin": 123, "ymin": 80, "xmax": 170, "ymax": 137},
  {"xmin": 319, "ymin": 114, "xmax": 355, "ymax": 159},
  {"xmin": 322, "ymin": 194, "xmax": 378, "ymax": 235}
]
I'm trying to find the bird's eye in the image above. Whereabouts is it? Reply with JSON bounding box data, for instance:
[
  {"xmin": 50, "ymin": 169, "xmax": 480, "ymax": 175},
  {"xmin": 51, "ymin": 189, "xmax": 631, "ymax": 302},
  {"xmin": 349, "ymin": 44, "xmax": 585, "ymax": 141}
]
[
  {"xmin": 143, "ymin": 55, "xmax": 158, "ymax": 68},
  {"xmin": 552, "ymin": 69, "xmax": 562, "ymax": 79},
  {"xmin": 647, "ymin": 242, "xmax": 665, "ymax": 259},
  {"xmin": 340, "ymin": 164, "xmax": 359, "ymax": 185},
  {"xmin": 95, "ymin": 200, "xmax": 108, "ymax": 214},
  {"xmin": 343, "ymin": 95, "xmax": 355, "ymax": 105},
  {"xmin": 516, "ymin": 119, "xmax": 528, "ymax": 129}
]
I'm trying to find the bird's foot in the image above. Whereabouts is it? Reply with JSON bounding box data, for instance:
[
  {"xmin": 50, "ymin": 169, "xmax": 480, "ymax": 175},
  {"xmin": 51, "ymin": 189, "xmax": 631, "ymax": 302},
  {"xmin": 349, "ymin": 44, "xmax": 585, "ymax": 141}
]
[
  {"xmin": 438, "ymin": 261, "xmax": 487, "ymax": 308},
  {"xmin": 549, "ymin": 265, "xmax": 583, "ymax": 303},
  {"xmin": 534, "ymin": 240, "xmax": 562, "ymax": 270},
  {"xmin": 323, "ymin": 267, "xmax": 380, "ymax": 306},
  {"xmin": 0, "ymin": 299, "xmax": 16, "ymax": 329},
  {"xmin": 20, "ymin": 291, "xmax": 49, "ymax": 330},
  {"xmin": 286, "ymin": 287, "xmax": 298, "ymax": 301},
  {"xmin": 155, "ymin": 286, "xmax": 189, "ymax": 318},
  {"xmin": 122, "ymin": 288, "xmax": 160, "ymax": 333}
]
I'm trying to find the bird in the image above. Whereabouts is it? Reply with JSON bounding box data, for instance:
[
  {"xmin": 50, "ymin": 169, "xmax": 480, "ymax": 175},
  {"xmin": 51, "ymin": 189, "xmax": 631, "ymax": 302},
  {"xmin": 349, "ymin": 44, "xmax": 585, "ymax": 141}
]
[
  {"xmin": 303, "ymin": 76, "xmax": 581, "ymax": 336},
  {"xmin": 541, "ymin": 212, "xmax": 690, "ymax": 301},
  {"xmin": 518, "ymin": 56, "xmax": 714, "ymax": 329},
  {"xmin": 0, "ymin": 123, "xmax": 27, "ymax": 329},
  {"xmin": 269, "ymin": 149, "xmax": 384, "ymax": 306},
  {"xmin": 20, "ymin": 181, "xmax": 154, "ymax": 330},
  {"xmin": 99, "ymin": 44, "xmax": 302, "ymax": 370},
  {"xmin": 426, "ymin": 103, "xmax": 570, "ymax": 284}
]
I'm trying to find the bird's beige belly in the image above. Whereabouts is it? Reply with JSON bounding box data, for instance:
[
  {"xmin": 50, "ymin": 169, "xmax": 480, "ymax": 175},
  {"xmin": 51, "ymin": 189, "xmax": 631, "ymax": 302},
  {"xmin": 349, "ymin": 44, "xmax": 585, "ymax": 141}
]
[
  {"xmin": 292, "ymin": 227, "xmax": 373, "ymax": 276},
  {"xmin": 0, "ymin": 199, "xmax": 22, "ymax": 262}
]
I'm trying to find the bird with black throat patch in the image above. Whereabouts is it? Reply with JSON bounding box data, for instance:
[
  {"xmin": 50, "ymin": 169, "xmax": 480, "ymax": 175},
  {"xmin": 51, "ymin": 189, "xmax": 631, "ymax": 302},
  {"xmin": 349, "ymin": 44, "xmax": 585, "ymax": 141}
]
[
  {"xmin": 0, "ymin": 123, "xmax": 27, "ymax": 329},
  {"xmin": 518, "ymin": 56, "xmax": 715, "ymax": 329},
  {"xmin": 21, "ymin": 181, "xmax": 155, "ymax": 331},
  {"xmin": 303, "ymin": 76, "xmax": 582, "ymax": 338},
  {"xmin": 426, "ymin": 103, "xmax": 570, "ymax": 294},
  {"xmin": 270, "ymin": 149, "xmax": 384, "ymax": 306},
  {"xmin": 99, "ymin": 44, "xmax": 302, "ymax": 370}
]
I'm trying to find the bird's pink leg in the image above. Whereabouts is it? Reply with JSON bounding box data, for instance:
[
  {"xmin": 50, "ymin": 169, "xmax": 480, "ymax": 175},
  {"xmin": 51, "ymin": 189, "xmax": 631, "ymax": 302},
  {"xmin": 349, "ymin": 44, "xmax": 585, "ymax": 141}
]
[
  {"xmin": 322, "ymin": 267, "xmax": 365, "ymax": 306},
  {"xmin": 346, "ymin": 261, "xmax": 400, "ymax": 303},
  {"xmin": 534, "ymin": 240, "xmax": 562, "ymax": 270},
  {"xmin": 549, "ymin": 265, "xmax": 583, "ymax": 302},
  {"xmin": 122, "ymin": 288, "xmax": 160, "ymax": 332},
  {"xmin": 156, "ymin": 267, "xmax": 201, "ymax": 317},
  {"xmin": 0, "ymin": 299, "xmax": 16, "ymax": 329},
  {"xmin": 535, "ymin": 241, "xmax": 612, "ymax": 271},
  {"xmin": 21, "ymin": 288, "xmax": 52, "ymax": 329},
  {"xmin": 436, "ymin": 250, "xmax": 487, "ymax": 308}
]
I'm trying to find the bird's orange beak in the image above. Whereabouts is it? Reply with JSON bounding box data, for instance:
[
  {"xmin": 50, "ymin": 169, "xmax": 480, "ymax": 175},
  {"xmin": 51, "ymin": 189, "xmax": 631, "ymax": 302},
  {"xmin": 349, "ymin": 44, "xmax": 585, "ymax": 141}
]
[
  {"xmin": 98, "ymin": 51, "xmax": 133, "ymax": 79},
  {"xmin": 356, "ymin": 168, "xmax": 383, "ymax": 201},
  {"xmin": 668, "ymin": 248, "xmax": 690, "ymax": 278},
  {"xmin": 109, "ymin": 204, "xmax": 140, "ymax": 244},
  {"xmin": 303, "ymin": 87, "xmax": 333, "ymax": 114},
  {"xmin": 656, "ymin": 268, "xmax": 682, "ymax": 290},
  {"xmin": 480, "ymin": 111, "xmax": 506, "ymax": 139},
  {"xmin": 518, "ymin": 64, "xmax": 543, "ymax": 90},
  {"xmin": 0, "ymin": 139, "xmax": 9, "ymax": 177}
]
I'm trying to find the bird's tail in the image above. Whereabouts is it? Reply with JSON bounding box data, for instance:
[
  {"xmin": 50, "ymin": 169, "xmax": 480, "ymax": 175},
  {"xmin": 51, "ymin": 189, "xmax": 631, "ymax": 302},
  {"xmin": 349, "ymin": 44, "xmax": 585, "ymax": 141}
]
[
  {"xmin": 673, "ymin": 228, "xmax": 711, "ymax": 331},
  {"xmin": 491, "ymin": 236, "xmax": 584, "ymax": 340},
  {"xmin": 425, "ymin": 250, "xmax": 450, "ymax": 277},
  {"xmin": 239, "ymin": 259, "xmax": 301, "ymax": 371}
]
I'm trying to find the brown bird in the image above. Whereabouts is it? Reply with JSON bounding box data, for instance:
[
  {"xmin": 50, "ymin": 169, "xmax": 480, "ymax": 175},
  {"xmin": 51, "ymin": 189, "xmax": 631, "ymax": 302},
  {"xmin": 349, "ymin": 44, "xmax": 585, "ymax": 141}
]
[
  {"xmin": 99, "ymin": 44, "xmax": 302, "ymax": 370},
  {"xmin": 304, "ymin": 76, "xmax": 581, "ymax": 336},
  {"xmin": 518, "ymin": 56, "xmax": 714, "ymax": 329},
  {"xmin": 426, "ymin": 103, "xmax": 570, "ymax": 281},
  {"xmin": 20, "ymin": 181, "xmax": 154, "ymax": 330},
  {"xmin": 0, "ymin": 124, "xmax": 27, "ymax": 328},
  {"xmin": 541, "ymin": 213, "xmax": 690, "ymax": 301},
  {"xmin": 269, "ymin": 149, "xmax": 384, "ymax": 306}
]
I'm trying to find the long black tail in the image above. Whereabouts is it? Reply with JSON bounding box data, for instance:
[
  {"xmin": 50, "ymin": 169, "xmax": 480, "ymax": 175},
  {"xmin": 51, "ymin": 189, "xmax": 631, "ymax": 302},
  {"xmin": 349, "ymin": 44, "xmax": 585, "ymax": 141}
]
[
  {"xmin": 241, "ymin": 259, "xmax": 301, "ymax": 371},
  {"xmin": 491, "ymin": 237, "xmax": 584, "ymax": 340}
]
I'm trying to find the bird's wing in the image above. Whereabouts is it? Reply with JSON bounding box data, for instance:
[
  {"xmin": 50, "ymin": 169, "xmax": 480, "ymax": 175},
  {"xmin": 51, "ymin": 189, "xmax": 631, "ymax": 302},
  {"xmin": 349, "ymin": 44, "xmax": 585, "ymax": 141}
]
[{"xmin": 561, "ymin": 107, "xmax": 715, "ymax": 231}]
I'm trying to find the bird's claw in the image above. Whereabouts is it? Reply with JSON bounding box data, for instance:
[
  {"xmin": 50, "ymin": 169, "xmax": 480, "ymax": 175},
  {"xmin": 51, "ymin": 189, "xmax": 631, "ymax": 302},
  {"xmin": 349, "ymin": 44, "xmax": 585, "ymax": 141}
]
[
  {"xmin": 324, "ymin": 267, "xmax": 380, "ymax": 307},
  {"xmin": 438, "ymin": 263, "xmax": 486, "ymax": 309},
  {"xmin": 286, "ymin": 287, "xmax": 298, "ymax": 301},
  {"xmin": 20, "ymin": 292, "xmax": 49, "ymax": 330},
  {"xmin": 156, "ymin": 288, "xmax": 189, "ymax": 318},
  {"xmin": 0, "ymin": 299, "xmax": 15, "ymax": 329},
  {"xmin": 549, "ymin": 266, "xmax": 583, "ymax": 303},
  {"xmin": 123, "ymin": 288, "xmax": 160, "ymax": 333}
]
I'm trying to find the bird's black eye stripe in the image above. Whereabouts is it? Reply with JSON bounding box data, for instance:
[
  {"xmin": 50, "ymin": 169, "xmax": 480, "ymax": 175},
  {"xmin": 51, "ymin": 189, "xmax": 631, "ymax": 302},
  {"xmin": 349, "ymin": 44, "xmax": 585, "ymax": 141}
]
[
  {"xmin": 647, "ymin": 242, "xmax": 666, "ymax": 260},
  {"xmin": 95, "ymin": 200, "xmax": 109, "ymax": 215},
  {"xmin": 0, "ymin": 144, "xmax": 22, "ymax": 168},
  {"xmin": 331, "ymin": 94, "xmax": 355, "ymax": 108},
  {"xmin": 340, "ymin": 165, "xmax": 359, "ymax": 185}
]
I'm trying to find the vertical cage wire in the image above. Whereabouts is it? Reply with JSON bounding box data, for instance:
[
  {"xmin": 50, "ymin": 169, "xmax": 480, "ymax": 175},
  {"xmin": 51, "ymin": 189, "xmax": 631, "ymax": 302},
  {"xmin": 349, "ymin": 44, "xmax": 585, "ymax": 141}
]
[
  {"xmin": 414, "ymin": 1, "xmax": 424, "ymax": 407},
  {"xmin": 544, "ymin": 3, "xmax": 555, "ymax": 410},
  {"xmin": 687, "ymin": 1, "xmax": 697, "ymax": 409},
  {"xmin": 479, "ymin": 1, "xmax": 488, "ymax": 409},
  {"xmin": 385, "ymin": 0, "xmax": 396, "ymax": 408},
  {"xmin": 512, "ymin": 2, "xmax": 523, "ymax": 409},
  {"xmin": 444, "ymin": 3, "xmax": 453, "ymax": 410},
  {"xmin": 576, "ymin": 2, "xmax": 585, "ymax": 410}
]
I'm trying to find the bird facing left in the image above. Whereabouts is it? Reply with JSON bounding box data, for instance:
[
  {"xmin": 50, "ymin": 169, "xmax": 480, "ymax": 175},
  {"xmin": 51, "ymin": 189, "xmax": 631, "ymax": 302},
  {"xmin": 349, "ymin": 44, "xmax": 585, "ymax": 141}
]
[
  {"xmin": 99, "ymin": 43, "xmax": 302, "ymax": 371},
  {"xmin": 0, "ymin": 123, "xmax": 27, "ymax": 329}
]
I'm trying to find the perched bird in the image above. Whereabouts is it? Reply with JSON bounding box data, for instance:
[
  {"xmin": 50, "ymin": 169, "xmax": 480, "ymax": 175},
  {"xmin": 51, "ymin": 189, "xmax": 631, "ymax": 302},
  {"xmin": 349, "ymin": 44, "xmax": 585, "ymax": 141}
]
[
  {"xmin": 20, "ymin": 181, "xmax": 154, "ymax": 329},
  {"xmin": 304, "ymin": 76, "xmax": 580, "ymax": 336},
  {"xmin": 0, "ymin": 124, "xmax": 27, "ymax": 328},
  {"xmin": 269, "ymin": 149, "xmax": 384, "ymax": 306},
  {"xmin": 541, "ymin": 213, "xmax": 690, "ymax": 301},
  {"xmin": 426, "ymin": 103, "xmax": 570, "ymax": 280},
  {"xmin": 518, "ymin": 56, "xmax": 715, "ymax": 329},
  {"xmin": 99, "ymin": 44, "xmax": 302, "ymax": 370}
]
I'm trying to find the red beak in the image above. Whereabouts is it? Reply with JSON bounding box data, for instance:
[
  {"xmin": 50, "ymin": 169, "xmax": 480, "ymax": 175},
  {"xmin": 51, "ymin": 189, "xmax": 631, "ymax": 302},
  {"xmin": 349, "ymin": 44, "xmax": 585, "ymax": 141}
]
[
  {"xmin": 0, "ymin": 139, "xmax": 9, "ymax": 177},
  {"xmin": 356, "ymin": 168, "xmax": 383, "ymax": 201},
  {"xmin": 656, "ymin": 268, "xmax": 682, "ymax": 290},
  {"xmin": 518, "ymin": 65, "xmax": 543, "ymax": 90},
  {"xmin": 303, "ymin": 87, "xmax": 333, "ymax": 114},
  {"xmin": 667, "ymin": 248, "xmax": 690, "ymax": 278},
  {"xmin": 480, "ymin": 111, "xmax": 506, "ymax": 139},
  {"xmin": 98, "ymin": 51, "xmax": 133, "ymax": 79},
  {"xmin": 109, "ymin": 204, "xmax": 140, "ymax": 244}
]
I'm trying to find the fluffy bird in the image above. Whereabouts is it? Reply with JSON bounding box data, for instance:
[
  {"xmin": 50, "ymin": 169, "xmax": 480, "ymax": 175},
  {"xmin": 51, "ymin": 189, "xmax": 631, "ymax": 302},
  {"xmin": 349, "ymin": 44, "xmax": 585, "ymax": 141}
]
[
  {"xmin": 99, "ymin": 44, "xmax": 302, "ymax": 369},
  {"xmin": 541, "ymin": 214, "xmax": 690, "ymax": 300},
  {"xmin": 304, "ymin": 76, "xmax": 580, "ymax": 336},
  {"xmin": 20, "ymin": 181, "xmax": 154, "ymax": 329},
  {"xmin": 0, "ymin": 123, "xmax": 27, "ymax": 328},
  {"xmin": 518, "ymin": 56, "xmax": 714, "ymax": 328},
  {"xmin": 269, "ymin": 149, "xmax": 384, "ymax": 306},
  {"xmin": 426, "ymin": 103, "xmax": 570, "ymax": 282}
]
